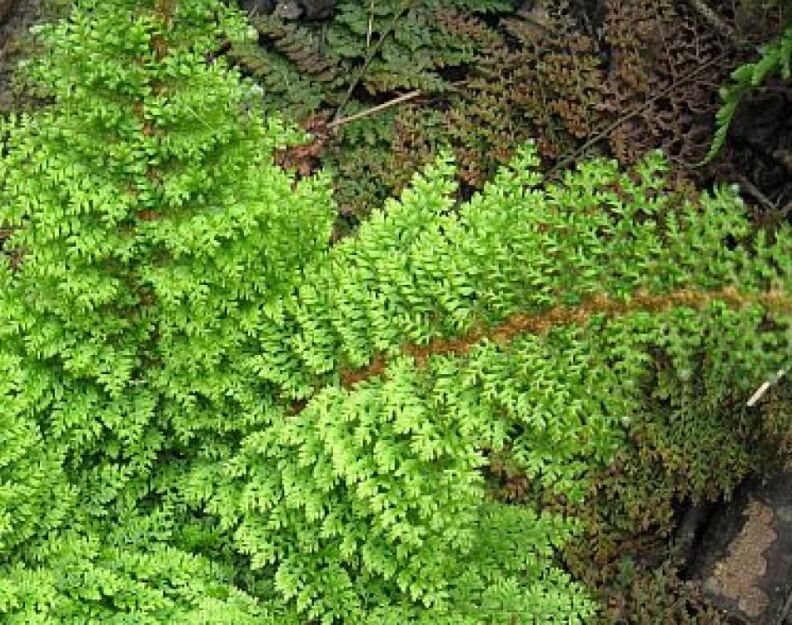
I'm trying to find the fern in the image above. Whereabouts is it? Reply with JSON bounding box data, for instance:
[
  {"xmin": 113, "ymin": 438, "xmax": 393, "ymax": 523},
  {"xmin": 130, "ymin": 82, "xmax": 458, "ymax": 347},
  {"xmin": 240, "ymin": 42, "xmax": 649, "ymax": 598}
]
[
  {"xmin": 221, "ymin": 148, "xmax": 790, "ymax": 621},
  {"xmin": 706, "ymin": 23, "xmax": 792, "ymax": 160},
  {"xmin": 317, "ymin": 4, "xmax": 608, "ymax": 218},
  {"xmin": 0, "ymin": 1, "xmax": 332, "ymax": 621},
  {"xmin": 231, "ymin": 0, "xmax": 513, "ymax": 117}
]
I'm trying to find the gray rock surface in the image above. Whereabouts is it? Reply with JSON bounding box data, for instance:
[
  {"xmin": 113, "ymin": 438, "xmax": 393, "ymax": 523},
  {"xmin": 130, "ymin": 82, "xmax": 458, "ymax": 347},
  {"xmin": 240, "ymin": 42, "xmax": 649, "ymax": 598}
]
[
  {"xmin": 239, "ymin": 0, "xmax": 276, "ymax": 15},
  {"xmin": 239, "ymin": 0, "xmax": 337, "ymax": 20},
  {"xmin": 689, "ymin": 472, "xmax": 792, "ymax": 624},
  {"xmin": 0, "ymin": 0, "xmax": 16, "ymax": 25}
]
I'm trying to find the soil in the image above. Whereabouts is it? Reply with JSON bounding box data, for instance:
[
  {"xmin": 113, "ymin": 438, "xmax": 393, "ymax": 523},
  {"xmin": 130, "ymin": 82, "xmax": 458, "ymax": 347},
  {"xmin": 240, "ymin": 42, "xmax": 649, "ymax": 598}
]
[{"xmin": 0, "ymin": 0, "xmax": 16, "ymax": 24}]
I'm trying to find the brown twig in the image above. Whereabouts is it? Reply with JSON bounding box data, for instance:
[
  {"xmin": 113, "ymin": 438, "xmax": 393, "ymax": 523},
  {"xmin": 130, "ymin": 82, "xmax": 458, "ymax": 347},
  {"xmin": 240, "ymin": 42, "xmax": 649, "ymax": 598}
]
[
  {"xmin": 772, "ymin": 588, "xmax": 792, "ymax": 624},
  {"xmin": 327, "ymin": 90, "xmax": 423, "ymax": 129},
  {"xmin": 549, "ymin": 53, "xmax": 728, "ymax": 177},
  {"xmin": 735, "ymin": 173, "xmax": 776, "ymax": 213}
]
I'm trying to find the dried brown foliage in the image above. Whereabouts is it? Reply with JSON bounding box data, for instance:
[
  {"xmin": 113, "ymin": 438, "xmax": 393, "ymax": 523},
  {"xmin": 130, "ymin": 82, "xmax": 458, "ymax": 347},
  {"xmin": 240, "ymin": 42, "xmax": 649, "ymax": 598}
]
[
  {"xmin": 273, "ymin": 113, "xmax": 332, "ymax": 176},
  {"xmin": 397, "ymin": 4, "xmax": 607, "ymax": 186},
  {"xmin": 600, "ymin": 0, "xmax": 729, "ymax": 172}
]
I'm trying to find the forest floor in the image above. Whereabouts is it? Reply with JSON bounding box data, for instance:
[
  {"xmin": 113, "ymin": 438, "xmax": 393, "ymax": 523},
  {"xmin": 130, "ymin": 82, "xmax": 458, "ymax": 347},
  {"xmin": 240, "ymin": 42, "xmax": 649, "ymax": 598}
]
[{"xmin": 1, "ymin": 0, "xmax": 790, "ymax": 623}]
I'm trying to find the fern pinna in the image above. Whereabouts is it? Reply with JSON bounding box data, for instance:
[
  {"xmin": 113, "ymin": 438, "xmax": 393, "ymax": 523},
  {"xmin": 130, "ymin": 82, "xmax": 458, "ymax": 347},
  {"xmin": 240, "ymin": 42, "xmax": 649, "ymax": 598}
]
[{"xmin": 0, "ymin": 1, "xmax": 790, "ymax": 624}]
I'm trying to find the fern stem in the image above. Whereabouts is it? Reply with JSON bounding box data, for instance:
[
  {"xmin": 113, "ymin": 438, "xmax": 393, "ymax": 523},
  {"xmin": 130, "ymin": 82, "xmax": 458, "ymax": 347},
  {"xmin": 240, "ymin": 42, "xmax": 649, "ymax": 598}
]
[{"xmin": 339, "ymin": 286, "xmax": 792, "ymax": 390}]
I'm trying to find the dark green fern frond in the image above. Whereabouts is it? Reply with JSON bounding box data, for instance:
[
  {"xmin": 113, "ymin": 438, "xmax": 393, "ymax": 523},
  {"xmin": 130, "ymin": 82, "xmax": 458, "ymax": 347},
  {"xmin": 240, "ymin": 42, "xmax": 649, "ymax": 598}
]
[
  {"xmin": 328, "ymin": 0, "xmax": 500, "ymax": 95},
  {"xmin": 253, "ymin": 14, "xmax": 344, "ymax": 86},
  {"xmin": 228, "ymin": 15, "xmax": 348, "ymax": 116},
  {"xmin": 229, "ymin": 40, "xmax": 329, "ymax": 116},
  {"xmin": 230, "ymin": 0, "xmax": 511, "ymax": 117}
]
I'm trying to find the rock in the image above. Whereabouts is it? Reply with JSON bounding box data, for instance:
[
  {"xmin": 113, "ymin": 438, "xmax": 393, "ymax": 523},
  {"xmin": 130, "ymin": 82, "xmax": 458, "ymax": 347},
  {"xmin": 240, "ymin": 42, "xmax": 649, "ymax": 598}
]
[
  {"xmin": 239, "ymin": 0, "xmax": 337, "ymax": 20},
  {"xmin": 299, "ymin": 0, "xmax": 337, "ymax": 20},
  {"xmin": 688, "ymin": 472, "xmax": 792, "ymax": 624},
  {"xmin": 239, "ymin": 0, "xmax": 276, "ymax": 15},
  {"xmin": 272, "ymin": 0, "xmax": 302, "ymax": 19},
  {"xmin": 0, "ymin": 0, "xmax": 17, "ymax": 25},
  {"xmin": 703, "ymin": 500, "xmax": 776, "ymax": 618}
]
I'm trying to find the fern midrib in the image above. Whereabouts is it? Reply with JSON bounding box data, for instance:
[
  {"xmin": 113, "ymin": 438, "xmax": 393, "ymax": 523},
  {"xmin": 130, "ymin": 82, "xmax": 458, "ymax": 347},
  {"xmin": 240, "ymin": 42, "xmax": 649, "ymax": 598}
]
[{"xmin": 338, "ymin": 286, "xmax": 791, "ymax": 388}]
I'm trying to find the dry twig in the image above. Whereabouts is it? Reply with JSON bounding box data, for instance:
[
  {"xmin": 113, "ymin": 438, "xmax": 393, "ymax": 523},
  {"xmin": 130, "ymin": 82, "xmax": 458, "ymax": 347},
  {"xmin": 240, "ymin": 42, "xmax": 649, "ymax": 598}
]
[
  {"xmin": 327, "ymin": 90, "xmax": 423, "ymax": 129},
  {"xmin": 747, "ymin": 367, "xmax": 789, "ymax": 407},
  {"xmin": 735, "ymin": 173, "xmax": 776, "ymax": 213}
]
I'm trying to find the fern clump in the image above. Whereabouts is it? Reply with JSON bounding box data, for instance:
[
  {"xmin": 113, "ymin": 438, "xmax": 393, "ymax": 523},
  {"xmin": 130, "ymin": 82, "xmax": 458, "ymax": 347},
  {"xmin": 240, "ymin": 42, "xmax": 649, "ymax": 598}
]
[
  {"xmin": 211, "ymin": 148, "xmax": 790, "ymax": 620},
  {"xmin": 0, "ymin": 0, "xmax": 332, "ymax": 622},
  {"xmin": 0, "ymin": 1, "xmax": 791, "ymax": 624}
]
